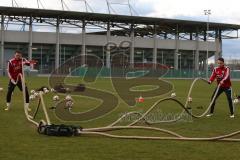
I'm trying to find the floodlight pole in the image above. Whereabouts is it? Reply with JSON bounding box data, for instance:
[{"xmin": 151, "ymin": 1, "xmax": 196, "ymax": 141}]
[
  {"xmin": 55, "ymin": 17, "xmax": 60, "ymax": 70},
  {"xmin": 106, "ymin": 22, "xmax": 111, "ymax": 68},
  {"xmin": 61, "ymin": 0, "xmax": 64, "ymax": 10},
  {"xmin": 161, "ymin": 51, "xmax": 164, "ymax": 65},
  {"xmin": 178, "ymin": 53, "xmax": 182, "ymax": 77},
  {"xmin": 81, "ymin": 20, "xmax": 86, "ymax": 66},
  {"xmin": 106, "ymin": 0, "xmax": 111, "ymax": 14},
  {"xmin": 204, "ymin": 9, "xmax": 211, "ymax": 78},
  {"xmin": 127, "ymin": 0, "xmax": 133, "ymax": 16},
  {"xmin": 142, "ymin": 50, "xmax": 145, "ymax": 64},
  {"xmin": 1, "ymin": 15, "xmax": 4, "ymax": 75},
  {"xmin": 37, "ymin": 0, "xmax": 39, "ymax": 8},
  {"xmin": 28, "ymin": 16, "xmax": 33, "ymax": 61},
  {"xmin": 12, "ymin": 0, "xmax": 18, "ymax": 7}
]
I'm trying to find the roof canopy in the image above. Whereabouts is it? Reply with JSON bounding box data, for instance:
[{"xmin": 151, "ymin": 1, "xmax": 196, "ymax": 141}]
[{"xmin": 0, "ymin": 6, "xmax": 240, "ymax": 32}]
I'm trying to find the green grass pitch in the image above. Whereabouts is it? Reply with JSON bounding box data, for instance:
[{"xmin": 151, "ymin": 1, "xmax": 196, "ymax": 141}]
[{"xmin": 0, "ymin": 76, "xmax": 240, "ymax": 160}]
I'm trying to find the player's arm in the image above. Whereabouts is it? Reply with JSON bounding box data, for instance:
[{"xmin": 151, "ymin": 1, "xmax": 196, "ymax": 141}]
[
  {"xmin": 7, "ymin": 61, "xmax": 13, "ymax": 79},
  {"xmin": 220, "ymin": 67, "xmax": 230, "ymax": 84},
  {"xmin": 22, "ymin": 58, "xmax": 30, "ymax": 66},
  {"xmin": 208, "ymin": 68, "xmax": 216, "ymax": 84},
  {"xmin": 7, "ymin": 61, "xmax": 16, "ymax": 84}
]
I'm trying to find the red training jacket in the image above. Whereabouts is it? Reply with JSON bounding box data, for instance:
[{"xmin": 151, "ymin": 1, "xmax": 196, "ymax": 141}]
[
  {"xmin": 7, "ymin": 58, "xmax": 30, "ymax": 81},
  {"xmin": 209, "ymin": 65, "xmax": 231, "ymax": 88}
]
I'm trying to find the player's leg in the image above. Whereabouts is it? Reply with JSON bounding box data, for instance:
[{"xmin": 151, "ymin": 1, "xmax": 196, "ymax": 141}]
[
  {"xmin": 5, "ymin": 80, "xmax": 16, "ymax": 110},
  {"xmin": 207, "ymin": 87, "xmax": 224, "ymax": 116},
  {"xmin": 224, "ymin": 88, "xmax": 234, "ymax": 118},
  {"xmin": 16, "ymin": 80, "xmax": 31, "ymax": 111}
]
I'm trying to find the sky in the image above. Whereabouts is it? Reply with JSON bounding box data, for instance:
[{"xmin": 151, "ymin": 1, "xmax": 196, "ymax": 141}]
[{"xmin": 0, "ymin": 0, "xmax": 240, "ymax": 58}]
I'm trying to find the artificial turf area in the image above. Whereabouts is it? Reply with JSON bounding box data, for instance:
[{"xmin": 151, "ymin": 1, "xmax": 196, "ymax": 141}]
[{"xmin": 0, "ymin": 76, "xmax": 240, "ymax": 160}]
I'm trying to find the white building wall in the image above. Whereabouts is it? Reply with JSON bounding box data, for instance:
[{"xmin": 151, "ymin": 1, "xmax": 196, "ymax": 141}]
[{"xmin": 3, "ymin": 30, "xmax": 217, "ymax": 51}]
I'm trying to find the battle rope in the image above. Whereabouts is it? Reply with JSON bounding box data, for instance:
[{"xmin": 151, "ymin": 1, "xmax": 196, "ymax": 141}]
[{"xmin": 22, "ymin": 76, "xmax": 240, "ymax": 142}]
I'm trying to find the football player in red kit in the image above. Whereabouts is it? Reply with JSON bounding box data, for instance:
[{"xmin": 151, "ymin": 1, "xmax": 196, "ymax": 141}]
[
  {"xmin": 4, "ymin": 50, "xmax": 31, "ymax": 111},
  {"xmin": 207, "ymin": 57, "xmax": 234, "ymax": 118}
]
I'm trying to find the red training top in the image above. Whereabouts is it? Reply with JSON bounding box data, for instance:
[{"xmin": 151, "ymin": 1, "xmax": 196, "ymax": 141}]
[
  {"xmin": 7, "ymin": 58, "xmax": 30, "ymax": 81},
  {"xmin": 209, "ymin": 65, "xmax": 231, "ymax": 88}
]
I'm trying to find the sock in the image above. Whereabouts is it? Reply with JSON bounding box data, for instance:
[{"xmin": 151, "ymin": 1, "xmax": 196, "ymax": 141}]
[
  {"xmin": 6, "ymin": 103, "xmax": 10, "ymax": 108},
  {"xmin": 25, "ymin": 103, "xmax": 29, "ymax": 108}
]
